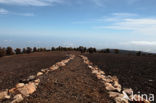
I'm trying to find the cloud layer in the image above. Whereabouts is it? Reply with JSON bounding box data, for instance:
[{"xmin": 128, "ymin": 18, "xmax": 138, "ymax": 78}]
[
  {"xmin": 0, "ymin": 8, "xmax": 8, "ymax": 14},
  {"xmin": 96, "ymin": 13, "xmax": 156, "ymax": 35},
  {"xmin": 0, "ymin": 8, "xmax": 34, "ymax": 16},
  {"xmin": 0, "ymin": 0, "xmax": 64, "ymax": 6}
]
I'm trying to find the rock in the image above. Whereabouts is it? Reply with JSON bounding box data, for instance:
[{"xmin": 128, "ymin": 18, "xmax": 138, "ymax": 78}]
[
  {"xmin": 16, "ymin": 83, "xmax": 25, "ymax": 88},
  {"xmin": 19, "ymin": 79, "xmax": 29, "ymax": 84},
  {"xmin": 113, "ymin": 81, "xmax": 122, "ymax": 92},
  {"xmin": 41, "ymin": 68, "xmax": 48, "ymax": 73},
  {"xmin": 11, "ymin": 94, "xmax": 23, "ymax": 103},
  {"xmin": 96, "ymin": 74, "xmax": 105, "ymax": 80},
  {"xmin": 62, "ymin": 59, "xmax": 69, "ymax": 64},
  {"xmin": 37, "ymin": 72, "xmax": 43, "ymax": 76},
  {"xmin": 109, "ymin": 92, "xmax": 124, "ymax": 98},
  {"xmin": 111, "ymin": 76, "xmax": 119, "ymax": 82},
  {"xmin": 105, "ymin": 83, "xmax": 116, "ymax": 91},
  {"xmin": 9, "ymin": 88, "xmax": 16, "ymax": 94},
  {"xmin": 88, "ymin": 65, "xmax": 93, "ymax": 69},
  {"xmin": 28, "ymin": 75, "xmax": 36, "ymax": 81},
  {"xmin": 0, "ymin": 90, "xmax": 10, "ymax": 100},
  {"xmin": 104, "ymin": 78, "xmax": 113, "ymax": 83},
  {"xmin": 50, "ymin": 65, "xmax": 59, "ymax": 71},
  {"xmin": 92, "ymin": 70, "xmax": 99, "ymax": 74},
  {"xmin": 115, "ymin": 97, "xmax": 129, "ymax": 103},
  {"xmin": 34, "ymin": 79, "xmax": 40, "ymax": 86},
  {"xmin": 57, "ymin": 62, "xmax": 66, "ymax": 67},
  {"xmin": 34, "ymin": 79, "xmax": 40, "ymax": 83},
  {"xmin": 99, "ymin": 70, "xmax": 105, "ymax": 75},
  {"xmin": 18, "ymin": 82, "xmax": 36, "ymax": 97},
  {"xmin": 123, "ymin": 88, "xmax": 133, "ymax": 95}
]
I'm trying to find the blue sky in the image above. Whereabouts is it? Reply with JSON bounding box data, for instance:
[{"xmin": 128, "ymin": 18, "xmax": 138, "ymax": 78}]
[{"xmin": 0, "ymin": 0, "xmax": 156, "ymax": 52}]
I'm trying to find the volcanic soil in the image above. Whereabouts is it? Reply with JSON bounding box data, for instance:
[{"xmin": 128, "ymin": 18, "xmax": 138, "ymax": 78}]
[
  {"xmin": 0, "ymin": 51, "xmax": 74, "ymax": 90},
  {"xmin": 85, "ymin": 53, "xmax": 156, "ymax": 101}
]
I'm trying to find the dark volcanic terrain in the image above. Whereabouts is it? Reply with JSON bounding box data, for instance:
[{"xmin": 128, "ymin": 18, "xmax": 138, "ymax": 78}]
[
  {"xmin": 0, "ymin": 52, "xmax": 72, "ymax": 90},
  {"xmin": 85, "ymin": 53, "xmax": 156, "ymax": 100}
]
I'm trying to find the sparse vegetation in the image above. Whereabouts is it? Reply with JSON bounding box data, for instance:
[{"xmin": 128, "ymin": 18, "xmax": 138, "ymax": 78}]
[
  {"xmin": 26, "ymin": 47, "xmax": 32, "ymax": 54},
  {"xmin": 105, "ymin": 48, "xmax": 110, "ymax": 53},
  {"xmin": 33, "ymin": 47, "xmax": 37, "ymax": 52},
  {"xmin": 136, "ymin": 51, "xmax": 142, "ymax": 56},
  {"xmin": 88, "ymin": 47, "xmax": 96, "ymax": 54},
  {"xmin": 15, "ymin": 48, "xmax": 21, "ymax": 54},
  {"xmin": 0, "ymin": 47, "xmax": 6, "ymax": 57},
  {"xmin": 114, "ymin": 49, "xmax": 119, "ymax": 54},
  {"xmin": 6, "ymin": 47, "xmax": 14, "ymax": 55},
  {"xmin": 22, "ymin": 48, "xmax": 27, "ymax": 54},
  {"xmin": 0, "ymin": 46, "xmax": 155, "ymax": 58}
]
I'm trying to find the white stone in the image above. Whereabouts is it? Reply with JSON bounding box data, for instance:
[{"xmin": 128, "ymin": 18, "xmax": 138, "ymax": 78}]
[
  {"xmin": 96, "ymin": 74, "xmax": 105, "ymax": 80},
  {"xmin": 34, "ymin": 79, "xmax": 40, "ymax": 86},
  {"xmin": 18, "ymin": 82, "xmax": 36, "ymax": 97},
  {"xmin": 0, "ymin": 90, "xmax": 10, "ymax": 100},
  {"xmin": 16, "ymin": 83, "xmax": 25, "ymax": 88},
  {"xmin": 11, "ymin": 94, "xmax": 23, "ymax": 103},
  {"xmin": 123, "ymin": 88, "xmax": 133, "ymax": 95},
  {"xmin": 50, "ymin": 65, "xmax": 59, "ymax": 71},
  {"xmin": 37, "ymin": 72, "xmax": 43, "ymax": 76},
  {"xmin": 105, "ymin": 83, "xmax": 116, "ymax": 91},
  {"xmin": 28, "ymin": 75, "xmax": 36, "ymax": 81},
  {"xmin": 114, "ymin": 81, "xmax": 122, "ymax": 92},
  {"xmin": 109, "ymin": 92, "xmax": 124, "ymax": 98}
]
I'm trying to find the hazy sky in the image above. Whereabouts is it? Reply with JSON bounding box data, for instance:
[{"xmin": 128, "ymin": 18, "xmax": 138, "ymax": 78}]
[{"xmin": 0, "ymin": 0, "xmax": 156, "ymax": 52}]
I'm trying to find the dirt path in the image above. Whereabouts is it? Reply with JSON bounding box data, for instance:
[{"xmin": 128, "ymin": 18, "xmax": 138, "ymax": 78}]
[{"xmin": 22, "ymin": 56, "xmax": 114, "ymax": 103}]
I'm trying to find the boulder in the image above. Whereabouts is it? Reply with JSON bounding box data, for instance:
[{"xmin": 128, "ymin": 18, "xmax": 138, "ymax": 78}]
[{"xmin": 11, "ymin": 94, "xmax": 23, "ymax": 103}]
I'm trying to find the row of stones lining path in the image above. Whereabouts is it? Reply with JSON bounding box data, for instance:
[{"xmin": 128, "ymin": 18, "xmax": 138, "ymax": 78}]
[{"xmin": 0, "ymin": 55, "xmax": 150, "ymax": 103}]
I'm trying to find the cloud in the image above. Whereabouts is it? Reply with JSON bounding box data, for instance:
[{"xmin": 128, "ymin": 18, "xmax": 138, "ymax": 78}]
[
  {"xmin": 0, "ymin": 8, "xmax": 8, "ymax": 14},
  {"xmin": 103, "ymin": 18, "xmax": 156, "ymax": 35},
  {"xmin": 0, "ymin": 0, "xmax": 64, "ymax": 6},
  {"xmin": 122, "ymin": 41, "xmax": 156, "ymax": 46},
  {"xmin": 112, "ymin": 13, "xmax": 138, "ymax": 17},
  {"xmin": 91, "ymin": 0, "xmax": 104, "ymax": 6},
  {"xmin": 13, "ymin": 12, "xmax": 34, "ymax": 16},
  {"xmin": 0, "ymin": 8, "xmax": 34, "ymax": 16},
  {"xmin": 95, "ymin": 13, "xmax": 156, "ymax": 35}
]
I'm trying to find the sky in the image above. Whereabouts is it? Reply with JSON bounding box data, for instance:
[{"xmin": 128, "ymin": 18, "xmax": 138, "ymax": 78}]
[{"xmin": 0, "ymin": 0, "xmax": 156, "ymax": 52}]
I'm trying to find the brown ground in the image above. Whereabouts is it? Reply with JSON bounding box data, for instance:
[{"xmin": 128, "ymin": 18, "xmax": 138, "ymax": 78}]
[
  {"xmin": 85, "ymin": 53, "xmax": 156, "ymax": 101},
  {"xmin": 22, "ymin": 56, "xmax": 114, "ymax": 103},
  {"xmin": 0, "ymin": 51, "xmax": 74, "ymax": 90}
]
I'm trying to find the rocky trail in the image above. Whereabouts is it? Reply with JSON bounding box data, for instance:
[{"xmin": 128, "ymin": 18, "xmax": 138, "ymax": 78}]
[{"xmin": 0, "ymin": 54, "xmax": 151, "ymax": 103}]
